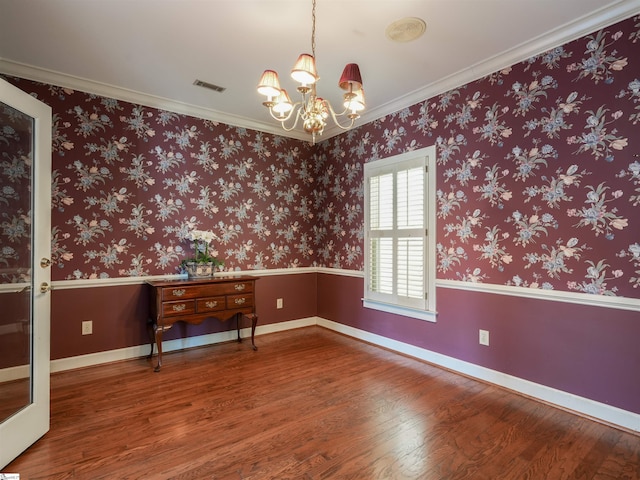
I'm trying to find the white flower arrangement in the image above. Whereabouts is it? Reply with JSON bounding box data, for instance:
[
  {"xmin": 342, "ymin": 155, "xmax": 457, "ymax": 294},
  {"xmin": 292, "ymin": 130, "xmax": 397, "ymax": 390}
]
[
  {"xmin": 187, "ymin": 229, "xmax": 218, "ymax": 245},
  {"xmin": 181, "ymin": 229, "xmax": 223, "ymax": 269}
]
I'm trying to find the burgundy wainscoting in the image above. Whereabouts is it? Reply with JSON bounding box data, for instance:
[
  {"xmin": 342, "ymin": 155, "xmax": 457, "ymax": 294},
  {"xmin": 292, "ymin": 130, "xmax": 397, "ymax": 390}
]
[
  {"xmin": 50, "ymin": 273, "xmax": 318, "ymax": 361},
  {"xmin": 0, "ymin": 291, "xmax": 31, "ymax": 369},
  {"xmin": 316, "ymin": 272, "xmax": 640, "ymax": 415},
  {"xmin": 253, "ymin": 273, "xmax": 317, "ymax": 327},
  {"xmin": 51, "ymin": 284, "xmax": 150, "ymax": 360}
]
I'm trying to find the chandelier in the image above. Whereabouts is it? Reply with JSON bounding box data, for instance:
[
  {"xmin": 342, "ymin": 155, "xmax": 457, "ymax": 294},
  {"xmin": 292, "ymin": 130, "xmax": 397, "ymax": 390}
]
[{"xmin": 257, "ymin": 0, "xmax": 365, "ymax": 144}]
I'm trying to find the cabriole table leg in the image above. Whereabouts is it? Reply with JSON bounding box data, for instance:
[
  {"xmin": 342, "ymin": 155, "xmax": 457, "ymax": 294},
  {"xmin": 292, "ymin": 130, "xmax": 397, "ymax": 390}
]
[
  {"xmin": 146, "ymin": 318, "xmax": 155, "ymax": 359},
  {"xmin": 249, "ymin": 313, "xmax": 258, "ymax": 351},
  {"xmin": 153, "ymin": 324, "xmax": 170, "ymax": 372}
]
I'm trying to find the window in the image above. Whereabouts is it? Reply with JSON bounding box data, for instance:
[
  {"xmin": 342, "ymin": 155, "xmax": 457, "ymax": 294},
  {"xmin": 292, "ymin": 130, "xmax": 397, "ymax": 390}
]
[{"xmin": 363, "ymin": 146, "xmax": 436, "ymax": 321}]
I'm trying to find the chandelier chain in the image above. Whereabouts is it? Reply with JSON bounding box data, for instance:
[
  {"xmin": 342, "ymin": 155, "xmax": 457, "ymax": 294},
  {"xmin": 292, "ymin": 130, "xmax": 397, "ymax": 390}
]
[{"xmin": 311, "ymin": 0, "xmax": 316, "ymax": 59}]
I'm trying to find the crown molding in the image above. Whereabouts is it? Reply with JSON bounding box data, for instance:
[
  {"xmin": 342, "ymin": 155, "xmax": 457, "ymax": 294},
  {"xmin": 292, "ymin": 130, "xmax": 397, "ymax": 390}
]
[
  {"xmin": 2, "ymin": 0, "xmax": 640, "ymax": 144},
  {"xmin": 0, "ymin": 58, "xmax": 310, "ymax": 142},
  {"xmin": 327, "ymin": 0, "xmax": 640, "ymax": 137}
]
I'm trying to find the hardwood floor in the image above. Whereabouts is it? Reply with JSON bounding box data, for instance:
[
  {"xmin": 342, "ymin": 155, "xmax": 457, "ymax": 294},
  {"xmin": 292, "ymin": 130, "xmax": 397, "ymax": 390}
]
[
  {"xmin": 5, "ymin": 327, "xmax": 640, "ymax": 479},
  {"xmin": 0, "ymin": 378, "xmax": 30, "ymax": 422}
]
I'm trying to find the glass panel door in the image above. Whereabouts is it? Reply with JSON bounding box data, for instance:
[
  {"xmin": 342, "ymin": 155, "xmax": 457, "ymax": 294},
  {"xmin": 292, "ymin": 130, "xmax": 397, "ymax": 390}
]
[{"xmin": 0, "ymin": 78, "xmax": 52, "ymax": 469}]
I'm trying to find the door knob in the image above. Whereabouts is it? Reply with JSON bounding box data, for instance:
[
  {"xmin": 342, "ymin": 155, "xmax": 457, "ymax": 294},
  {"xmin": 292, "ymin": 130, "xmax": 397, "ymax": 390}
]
[
  {"xmin": 40, "ymin": 282, "xmax": 51, "ymax": 293},
  {"xmin": 40, "ymin": 258, "xmax": 51, "ymax": 268}
]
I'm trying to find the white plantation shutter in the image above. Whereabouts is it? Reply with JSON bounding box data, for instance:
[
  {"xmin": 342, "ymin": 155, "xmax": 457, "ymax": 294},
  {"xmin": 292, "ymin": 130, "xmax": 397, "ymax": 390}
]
[
  {"xmin": 397, "ymin": 167, "xmax": 423, "ymax": 229},
  {"xmin": 364, "ymin": 146, "xmax": 436, "ymax": 321},
  {"xmin": 397, "ymin": 166, "xmax": 424, "ymax": 302},
  {"xmin": 368, "ymin": 237, "xmax": 393, "ymax": 294},
  {"xmin": 397, "ymin": 237, "xmax": 423, "ymax": 299},
  {"xmin": 369, "ymin": 173, "xmax": 393, "ymax": 230}
]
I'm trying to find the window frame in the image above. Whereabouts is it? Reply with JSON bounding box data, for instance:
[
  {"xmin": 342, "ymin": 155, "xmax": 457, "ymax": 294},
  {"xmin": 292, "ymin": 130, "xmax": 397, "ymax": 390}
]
[{"xmin": 363, "ymin": 145, "xmax": 437, "ymax": 322}]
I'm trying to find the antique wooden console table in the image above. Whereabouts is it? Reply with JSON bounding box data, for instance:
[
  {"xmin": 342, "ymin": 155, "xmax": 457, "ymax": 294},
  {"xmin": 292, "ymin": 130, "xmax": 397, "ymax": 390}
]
[{"xmin": 146, "ymin": 276, "xmax": 258, "ymax": 371}]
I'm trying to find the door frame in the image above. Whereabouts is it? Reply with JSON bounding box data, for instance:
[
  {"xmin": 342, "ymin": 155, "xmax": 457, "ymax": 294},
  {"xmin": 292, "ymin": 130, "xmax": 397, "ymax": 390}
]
[{"xmin": 0, "ymin": 77, "xmax": 52, "ymax": 469}]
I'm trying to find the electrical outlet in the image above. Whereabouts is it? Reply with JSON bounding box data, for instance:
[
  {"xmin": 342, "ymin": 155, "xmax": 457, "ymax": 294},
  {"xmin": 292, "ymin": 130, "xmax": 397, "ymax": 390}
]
[
  {"xmin": 479, "ymin": 329, "xmax": 489, "ymax": 346},
  {"xmin": 276, "ymin": 298, "xmax": 283, "ymax": 309},
  {"xmin": 82, "ymin": 320, "xmax": 93, "ymax": 335}
]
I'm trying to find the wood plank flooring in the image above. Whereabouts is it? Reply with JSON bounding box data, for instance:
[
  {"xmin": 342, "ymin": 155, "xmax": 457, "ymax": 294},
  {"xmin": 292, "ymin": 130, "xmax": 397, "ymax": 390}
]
[{"xmin": 5, "ymin": 326, "xmax": 640, "ymax": 479}]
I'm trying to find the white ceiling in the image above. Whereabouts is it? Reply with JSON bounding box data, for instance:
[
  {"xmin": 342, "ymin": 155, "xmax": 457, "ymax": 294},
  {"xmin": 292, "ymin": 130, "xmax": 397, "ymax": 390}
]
[{"xmin": 2, "ymin": 0, "xmax": 640, "ymax": 141}]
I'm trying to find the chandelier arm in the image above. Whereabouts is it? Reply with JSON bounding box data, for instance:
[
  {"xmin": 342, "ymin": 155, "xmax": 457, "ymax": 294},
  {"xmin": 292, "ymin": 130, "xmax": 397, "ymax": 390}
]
[
  {"xmin": 273, "ymin": 106, "xmax": 304, "ymax": 132},
  {"xmin": 267, "ymin": 100, "xmax": 304, "ymax": 124},
  {"xmin": 325, "ymin": 101, "xmax": 357, "ymax": 131},
  {"xmin": 330, "ymin": 105, "xmax": 351, "ymax": 118}
]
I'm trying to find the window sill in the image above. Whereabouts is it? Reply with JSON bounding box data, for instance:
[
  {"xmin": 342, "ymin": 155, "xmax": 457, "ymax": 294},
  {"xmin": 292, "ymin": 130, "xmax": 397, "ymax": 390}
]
[{"xmin": 362, "ymin": 299, "xmax": 437, "ymax": 322}]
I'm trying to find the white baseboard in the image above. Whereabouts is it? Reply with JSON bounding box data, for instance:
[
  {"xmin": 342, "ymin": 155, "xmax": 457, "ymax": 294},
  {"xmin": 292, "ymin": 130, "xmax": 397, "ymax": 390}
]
[
  {"xmin": 0, "ymin": 364, "xmax": 30, "ymax": 383},
  {"xmin": 2, "ymin": 315, "xmax": 637, "ymax": 434},
  {"xmin": 316, "ymin": 318, "xmax": 640, "ymax": 434}
]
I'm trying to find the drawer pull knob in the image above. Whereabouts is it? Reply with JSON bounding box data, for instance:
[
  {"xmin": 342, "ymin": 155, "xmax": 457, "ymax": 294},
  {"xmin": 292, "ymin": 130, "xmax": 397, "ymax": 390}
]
[
  {"xmin": 234, "ymin": 284, "xmax": 246, "ymax": 291},
  {"xmin": 235, "ymin": 298, "xmax": 246, "ymax": 305},
  {"xmin": 172, "ymin": 289, "xmax": 186, "ymax": 297},
  {"xmin": 206, "ymin": 301, "xmax": 218, "ymax": 308},
  {"xmin": 172, "ymin": 303, "xmax": 187, "ymax": 312}
]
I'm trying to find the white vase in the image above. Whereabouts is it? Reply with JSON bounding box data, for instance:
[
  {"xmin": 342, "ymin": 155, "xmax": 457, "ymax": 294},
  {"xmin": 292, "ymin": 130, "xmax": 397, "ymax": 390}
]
[{"xmin": 185, "ymin": 261, "xmax": 215, "ymax": 279}]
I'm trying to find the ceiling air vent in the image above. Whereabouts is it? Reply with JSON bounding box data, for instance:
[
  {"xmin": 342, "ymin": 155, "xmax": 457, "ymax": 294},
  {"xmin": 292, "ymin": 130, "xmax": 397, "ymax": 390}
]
[{"xmin": 193, "ymin": 79, "xmax": 226, "ymax": 93}]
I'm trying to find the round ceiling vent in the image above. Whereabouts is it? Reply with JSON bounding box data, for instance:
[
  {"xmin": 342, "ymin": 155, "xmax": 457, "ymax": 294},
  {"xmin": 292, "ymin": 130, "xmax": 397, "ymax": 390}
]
[{"xmin": 385, "ymin": 17, "xmax": 427, "ymax": 43}]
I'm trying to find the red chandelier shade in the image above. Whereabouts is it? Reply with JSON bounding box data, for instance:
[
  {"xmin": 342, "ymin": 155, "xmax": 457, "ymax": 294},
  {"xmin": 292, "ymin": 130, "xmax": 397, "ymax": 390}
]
[{"xmin": 338, "ymin": 63, "xmax": 363, "ymax": 92}]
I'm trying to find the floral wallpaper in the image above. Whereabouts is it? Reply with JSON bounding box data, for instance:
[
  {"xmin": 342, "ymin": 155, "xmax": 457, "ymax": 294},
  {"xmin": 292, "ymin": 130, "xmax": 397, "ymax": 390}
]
[
  {"xmin": 0, "ymin": 102, "xmax": 32, "ymax": 282},
  {"xmin": 2, "ymin": 81, "xmax": 318, "ymax": 281},
  {"xmin": 1, "ymin": 14, "xmax": 639, "ymax": 299},
  {"xmin": 314, "ymin": 14, "xmax": 640, "ymax": 299}
]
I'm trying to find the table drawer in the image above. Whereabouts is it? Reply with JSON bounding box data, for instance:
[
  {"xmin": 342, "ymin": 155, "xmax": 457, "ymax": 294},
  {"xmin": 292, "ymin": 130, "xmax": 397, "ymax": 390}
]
[
  {"xmin": 161, "ymin": 282, "xmax": 254, "ymax": 301},
  {"xmin": 227, "ymin": 294, "xmax": 254, "ymax": 309},
  {"xmin": 218, "ymin": 281, "xmax": 254, "ymax": 295},
  {"xmin": 162, "ymin": 286, "xmax": 201, "ymax": 301},
  {"xmin": 163, "ymin": 300, "xmax": 196, "ymax": 317},
  {"xmin": 196, "ymin": 296, "xmax": 226, "ymax": 313}
]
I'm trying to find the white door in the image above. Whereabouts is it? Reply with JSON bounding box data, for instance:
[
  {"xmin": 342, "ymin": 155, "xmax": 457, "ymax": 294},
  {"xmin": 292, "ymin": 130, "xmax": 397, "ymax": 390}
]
[{"xmin": 0, "ymin": 78, "xmax": 52, "ymax": 469}]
